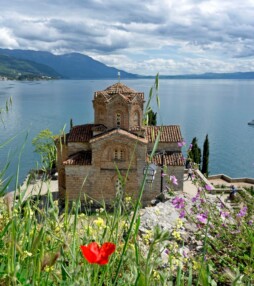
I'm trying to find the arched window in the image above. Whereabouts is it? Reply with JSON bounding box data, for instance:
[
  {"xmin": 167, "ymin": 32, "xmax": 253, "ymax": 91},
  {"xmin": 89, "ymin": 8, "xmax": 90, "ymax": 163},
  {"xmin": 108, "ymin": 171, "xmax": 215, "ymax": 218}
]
[
  {"xmin": 133, "ymin": 111, "xmax": 139, "ymax": 126},
  {"xmin": 114, "ymin": 149, "xmax": 124, "ymax": 160},
  {"xmin": 116, "ymin": 113, "xmax": 121, "ymax": 127}
]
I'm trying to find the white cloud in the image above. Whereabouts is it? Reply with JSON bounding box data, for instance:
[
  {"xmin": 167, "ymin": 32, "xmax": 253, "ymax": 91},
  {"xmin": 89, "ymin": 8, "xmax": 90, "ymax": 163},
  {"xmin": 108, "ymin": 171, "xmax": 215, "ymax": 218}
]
[
  {"xmin": 0, "ymin": 27, "xmax": 19, "ymax": 48},
  {"xmin": 1, "ymin": 0, "xmax": 254, "ymax": 74}
]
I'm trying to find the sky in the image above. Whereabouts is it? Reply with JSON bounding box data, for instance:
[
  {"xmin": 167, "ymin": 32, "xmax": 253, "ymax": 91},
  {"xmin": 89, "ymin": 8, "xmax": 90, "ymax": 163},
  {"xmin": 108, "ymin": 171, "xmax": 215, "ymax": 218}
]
[{"xmin": 1, "ymin": 0, "xmax": 254, "ymax": 75}]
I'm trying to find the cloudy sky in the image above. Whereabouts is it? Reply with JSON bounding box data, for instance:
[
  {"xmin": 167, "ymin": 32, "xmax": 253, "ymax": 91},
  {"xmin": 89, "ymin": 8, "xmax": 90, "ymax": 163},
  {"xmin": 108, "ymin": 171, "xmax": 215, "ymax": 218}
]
[{"xmin": 1, "ymin": 0, "xmax": 254, "ymax": 75}]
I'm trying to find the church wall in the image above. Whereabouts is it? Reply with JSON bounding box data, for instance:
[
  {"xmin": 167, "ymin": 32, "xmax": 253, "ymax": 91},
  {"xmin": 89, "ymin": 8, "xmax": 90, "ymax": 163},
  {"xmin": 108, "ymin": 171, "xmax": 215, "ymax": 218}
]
[
  {"xmin": 106, "ymin": 101, "xmax": 129, "ymax": 129},
  {"xmin": 64, "ymin": 134, "xmax": 150, "ymax": 205},
  {"xmin": 129, "ymin": 104, "xmax": 143, "ymax": 128},
  {"xmin": 93, "ymin": 102, "xmax": 106, "ymax": 125},
  {"xmin": 65, "ymin": 166, "xmax": 142, "ymax": 205}
]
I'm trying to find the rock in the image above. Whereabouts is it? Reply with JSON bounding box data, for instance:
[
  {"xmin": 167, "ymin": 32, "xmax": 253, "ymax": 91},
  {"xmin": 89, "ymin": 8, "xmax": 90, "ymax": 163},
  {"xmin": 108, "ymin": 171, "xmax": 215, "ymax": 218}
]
[
  {"xmin": 156, "ymin": 190, "xmax": 171, "ymax": 202},
  {"xmin": 151, "ymin": 199, "xmax": 161, "ymax": 206}
]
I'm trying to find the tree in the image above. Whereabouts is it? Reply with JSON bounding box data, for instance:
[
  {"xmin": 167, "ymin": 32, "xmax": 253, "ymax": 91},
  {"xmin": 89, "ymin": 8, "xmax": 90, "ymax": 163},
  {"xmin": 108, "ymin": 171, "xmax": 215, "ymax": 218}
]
[
  {"xmin": 32, "ymin": 129, "xmax": 57, "ymax": 171},
  {"xmin": 147, "ymin": 109, "xmax": 157, "ymax": 126},
  {"xmin": 188, "ymin": 137, "xmax": 201, "ymax": 168},
  {"xmin": 202, "ymin": 134, "xmax": 209, "ymax": 175}
]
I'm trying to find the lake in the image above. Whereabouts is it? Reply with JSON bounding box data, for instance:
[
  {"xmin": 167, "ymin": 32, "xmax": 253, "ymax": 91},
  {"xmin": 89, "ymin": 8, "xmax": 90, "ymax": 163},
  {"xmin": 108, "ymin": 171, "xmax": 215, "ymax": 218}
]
[{"xmin": 0, "ymin": 79, "xmax": 254, "ymax": 190}]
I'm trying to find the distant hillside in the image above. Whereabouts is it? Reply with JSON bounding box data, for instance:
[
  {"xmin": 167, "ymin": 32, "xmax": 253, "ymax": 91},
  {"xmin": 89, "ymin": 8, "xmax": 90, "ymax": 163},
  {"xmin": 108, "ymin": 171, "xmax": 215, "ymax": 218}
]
[
  {"xmin": 0, "ymin": 49, "xmax": 138, "ymax": 79},
  {"xmin": 154, "ymin": 72, "xmax": 254, "ymax": 79},
  {"xmin": 1, "ymin": 48, "xmax": 254, "ymax": 80},
  {"xmin": 0, "ymin": 54, "xmax": 61, "ymax": 80}
]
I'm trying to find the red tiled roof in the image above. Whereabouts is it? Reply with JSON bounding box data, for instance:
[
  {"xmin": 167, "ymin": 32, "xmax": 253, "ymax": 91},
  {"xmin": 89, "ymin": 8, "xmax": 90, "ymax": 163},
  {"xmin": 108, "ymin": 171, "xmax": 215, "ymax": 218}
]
[
  {"xmin": 145, "ymin": 126, "xmax": 182, "ymax": 143},
  {"xmin": 94, "ymin": 82, "xmax": 144, "ymax": 102},
  {"xmin": 148, "ymin": 152, "xmax": 185, "ymax": 166},
  {"xmin": 91, "ymin": 124, "xmax": 107, "ymax": 132},
  {"xmin": 90, "ymin": 128, "xmax": 147, "ymax": 143},
  {"xmin": 63, "ymin": 151, "xmax": 92, "ymax": 165},
  {"xmin": 68, "ymin": 124, "xmax": 105, "ymax": 142}
]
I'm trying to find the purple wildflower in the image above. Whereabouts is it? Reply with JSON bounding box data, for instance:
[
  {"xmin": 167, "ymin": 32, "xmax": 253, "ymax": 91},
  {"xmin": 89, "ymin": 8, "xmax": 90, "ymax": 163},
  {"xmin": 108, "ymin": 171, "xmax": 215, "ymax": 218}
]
[
  {"xmin": 172, "ymin": 196, "xmax": 185, "ymax": 209},
  {"xmin": 178, "ymin": 140, "xmax": 186, "ymax": 147},
  {"xmin": 248, "ymin": 220, "xmax": 253, "ymax": 225},
  {"xmin": 161, "ymin": 173, "xmax": 168, "ymax": 177},
  {"xmin": 205, "ymin": 184, "xmax": 213, "ymax": 191},
  {"xmin": 197, "ymin": 213, "xmax": 208, "ymax": 224},
  {"xmin": 179, "ymin": 210, "xmax": 186, "ymax": 218},
  {"xmin": 188, "ymin": 144, "xmax": 193, "ymax": 150},
  {"xmin": 220, "ymin": 211, "xmax": 230, "ymax": 219},
  {"xmin": 237, "ymin": 206, "xmax": 247, "ymax": 217},
  {"xmin": 164, "ymin": 249, "xmax": 170, "ymax": 255},
  {"xmin": 220, "ymin": 202, "xmax": 226, "ymax": 209},
  {"xmin": 170, "ymin": 175, "xmax": 178, "ymax": 185}
]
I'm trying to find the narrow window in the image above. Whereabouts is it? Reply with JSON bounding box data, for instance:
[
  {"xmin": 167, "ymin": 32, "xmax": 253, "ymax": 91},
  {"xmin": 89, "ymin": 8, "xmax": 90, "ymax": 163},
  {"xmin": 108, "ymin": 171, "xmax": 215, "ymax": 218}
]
[
  {"xmin": 114, "ymin": 149, "xmax": 118, "ymax": 159},
  {"xmin": 116, "ymin": 113, "xmax": 121, "ymax": 127},
  {"xmin": 120, "ymin": 150, "xmax": 124, "ymax": 160},
  {"xmin": 134, "ymin": 111, "xmax": 139, "ymax": 126}
]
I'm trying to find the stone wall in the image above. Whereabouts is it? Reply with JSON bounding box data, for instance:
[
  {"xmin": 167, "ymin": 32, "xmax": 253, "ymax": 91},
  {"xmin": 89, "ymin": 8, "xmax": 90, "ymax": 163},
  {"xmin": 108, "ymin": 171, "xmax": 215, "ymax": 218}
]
[
  {"xmin": 64, "ymin": 133, "xmax": 152, "ymax": 205},
  {"xmin": 208, "ymin": 174, "xmax": 254, "ymax": 184}
]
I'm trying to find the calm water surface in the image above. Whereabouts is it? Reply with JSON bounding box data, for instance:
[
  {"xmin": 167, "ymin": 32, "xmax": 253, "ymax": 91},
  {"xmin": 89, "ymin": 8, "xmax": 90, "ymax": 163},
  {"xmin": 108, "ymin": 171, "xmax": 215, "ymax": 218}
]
[{"xmin": 0, "ymin": 79, "xmax": 254, "ymax": 189}]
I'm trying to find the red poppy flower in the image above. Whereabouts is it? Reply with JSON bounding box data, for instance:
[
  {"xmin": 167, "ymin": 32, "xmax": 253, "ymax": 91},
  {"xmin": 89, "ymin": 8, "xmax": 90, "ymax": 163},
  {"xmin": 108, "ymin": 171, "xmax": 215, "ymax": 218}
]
[{"xmin": 80, "ymin": 242, "xmax": 116, "ymax": 265}]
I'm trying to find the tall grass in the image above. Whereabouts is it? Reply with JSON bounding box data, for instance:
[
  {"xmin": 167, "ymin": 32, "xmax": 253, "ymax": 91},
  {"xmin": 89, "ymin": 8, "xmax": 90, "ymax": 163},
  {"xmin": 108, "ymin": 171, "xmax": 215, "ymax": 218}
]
[{"xmin": 1, "ymin": 79, "xmax": 254, "ymax": 285}]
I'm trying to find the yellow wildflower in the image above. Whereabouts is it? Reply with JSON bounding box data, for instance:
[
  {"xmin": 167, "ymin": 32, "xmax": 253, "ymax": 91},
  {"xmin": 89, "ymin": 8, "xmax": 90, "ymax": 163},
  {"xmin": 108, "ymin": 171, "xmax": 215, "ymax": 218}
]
[
  {"xmin": 94, "ymin": 217, "xmax": 106, "ymax": 229},
  {"xmin": 152, "ymin": 270, "xmax": 160, "ymax": 280},
  {"xmin": 176, "ymin": 218, "xmax": 183, "ymax": 229},
  {"xmin": 172, "ymin": 230, "xmax": 181, "ymax": 240},
  {"xmin": 44, "ymin": 265, "xmax": 54, "ymax": 272}
]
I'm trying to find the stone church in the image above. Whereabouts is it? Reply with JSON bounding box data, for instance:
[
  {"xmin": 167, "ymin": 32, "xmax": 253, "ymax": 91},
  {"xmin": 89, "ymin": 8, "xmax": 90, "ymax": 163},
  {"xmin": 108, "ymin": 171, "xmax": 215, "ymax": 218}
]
[{"xmin": 57, "ymin": 82, "xmax": 184, "ymax": 206}]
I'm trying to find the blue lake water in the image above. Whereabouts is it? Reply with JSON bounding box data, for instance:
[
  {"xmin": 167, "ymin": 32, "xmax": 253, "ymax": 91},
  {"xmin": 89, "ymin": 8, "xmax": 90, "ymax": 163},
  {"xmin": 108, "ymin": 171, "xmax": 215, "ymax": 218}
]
[{"xmin": 0, "ymin": 79, "xmax": 254, "ymax": 189}]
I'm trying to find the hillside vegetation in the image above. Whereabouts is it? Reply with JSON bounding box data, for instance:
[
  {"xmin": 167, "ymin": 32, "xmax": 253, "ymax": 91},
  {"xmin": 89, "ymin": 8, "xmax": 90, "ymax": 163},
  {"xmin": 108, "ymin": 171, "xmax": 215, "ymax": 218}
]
[
  {"xmin": 0, "ymin": 54, "xmax": 60, "ymax": 80},
  {"xmin": 0, "ymin": 49, "xmax": 138, "ymax": 79}
]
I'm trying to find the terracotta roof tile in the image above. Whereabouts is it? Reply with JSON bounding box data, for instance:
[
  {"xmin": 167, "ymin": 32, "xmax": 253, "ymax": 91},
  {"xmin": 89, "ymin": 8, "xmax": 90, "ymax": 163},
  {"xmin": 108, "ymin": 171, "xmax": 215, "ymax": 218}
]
[
  {"xmin": 91, "ymin": 124, "xmax": 107, "ymax": 132},
  {"xmin": 104, "ymin": 82, "xmax": 137, "ymax": 94},
  {"xmin": 90, "ymin": 128, "xmax": 147, "ymax": 143},
  {"xmin": 148, "ymin": 152, "xmax": 185, "ymax": 166},
  {"xmin": 145, "ymin": 126, "xmax": 182, "ymax": 143},
  {"xmin": 64, "ymin": 151, "xmax": 92, "ymax": 165},
  {"xmin": 94, "ymin": 82, "xmax": 144, "ymax": 102},
  {"xmin": 68, "ymin": 124, "xmax": 105, "ymax": 142}
]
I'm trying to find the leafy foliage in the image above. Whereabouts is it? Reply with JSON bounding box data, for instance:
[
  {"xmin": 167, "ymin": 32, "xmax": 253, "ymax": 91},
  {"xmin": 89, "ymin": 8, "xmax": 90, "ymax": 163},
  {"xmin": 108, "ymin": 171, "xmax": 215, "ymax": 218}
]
[
  {"xmin": 202, "ymin": 134, "xmax": 209, "ymax": 175},
  {"xmin": 147, "ymin": 109, "xmax": 157, "ymax": 126},
  {"xmin": 32, "ymin": 129, "xmax": 57, "ymax": 171},
  {"xmin": 188, "ymin": 137, "xmax": 201, "ymax": 167}
]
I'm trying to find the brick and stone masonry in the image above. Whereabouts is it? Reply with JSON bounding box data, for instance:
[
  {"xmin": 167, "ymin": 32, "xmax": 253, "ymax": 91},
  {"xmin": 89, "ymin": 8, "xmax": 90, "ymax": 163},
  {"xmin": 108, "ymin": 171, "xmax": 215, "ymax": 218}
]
[{"xmin": 56, "ymin": 82, "xmax": 185, "ymax": 206}]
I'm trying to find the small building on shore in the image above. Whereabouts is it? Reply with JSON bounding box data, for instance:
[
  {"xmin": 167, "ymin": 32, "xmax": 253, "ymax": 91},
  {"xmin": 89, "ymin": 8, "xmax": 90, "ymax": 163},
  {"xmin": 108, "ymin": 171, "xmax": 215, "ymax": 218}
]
[{"xmin": 56, "ymin": 82, "xmax": 185, "ymax": 206}]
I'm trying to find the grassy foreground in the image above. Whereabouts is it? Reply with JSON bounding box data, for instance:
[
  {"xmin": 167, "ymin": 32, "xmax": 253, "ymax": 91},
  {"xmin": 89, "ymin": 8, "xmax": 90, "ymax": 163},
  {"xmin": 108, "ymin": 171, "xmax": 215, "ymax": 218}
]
[
  {"xmin": 1, "ymin": 78, "xmax": 253, "ymax": 285},
  {"xmin": 0, "ymin": 171, "xmax": 254, "ymax": 285}
]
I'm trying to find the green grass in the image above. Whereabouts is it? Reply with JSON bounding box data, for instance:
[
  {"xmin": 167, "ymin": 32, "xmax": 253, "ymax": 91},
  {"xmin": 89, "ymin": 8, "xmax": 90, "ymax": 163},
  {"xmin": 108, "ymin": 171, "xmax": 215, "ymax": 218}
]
[{"xmin": 1, "ymin": 76, "xmax": 254, "ymax": 285}]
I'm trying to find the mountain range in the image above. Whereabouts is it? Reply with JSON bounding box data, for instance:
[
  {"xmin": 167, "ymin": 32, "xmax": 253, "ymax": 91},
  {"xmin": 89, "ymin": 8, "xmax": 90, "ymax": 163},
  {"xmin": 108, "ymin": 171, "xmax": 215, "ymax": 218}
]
[
  {"xmin": 0, "ymin": 48, "xmax": 137, "ymax": 79},
  {"xmin": 0, "ymin": 48, "xmax": 254, "ymax": 80}
]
